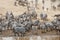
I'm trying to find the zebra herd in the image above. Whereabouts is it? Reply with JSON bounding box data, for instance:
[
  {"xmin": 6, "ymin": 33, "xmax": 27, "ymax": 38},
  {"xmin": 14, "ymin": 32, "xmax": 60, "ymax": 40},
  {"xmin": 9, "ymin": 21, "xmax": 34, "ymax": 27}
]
[{"xmin": 0, "ymin": 11, "xmax": 60, "ymax": 36}]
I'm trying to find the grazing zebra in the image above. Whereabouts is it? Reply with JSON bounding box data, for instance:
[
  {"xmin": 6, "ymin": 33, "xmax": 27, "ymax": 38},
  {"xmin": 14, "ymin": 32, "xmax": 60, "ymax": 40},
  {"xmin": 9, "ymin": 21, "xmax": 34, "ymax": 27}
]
[
  {"xmin": 45, "ymin": 22, "xmax": 54, "ymax": 31},
  {"xmin": 6, "ymin": 11, "xmax": 14, "ymax": 20},
  {"xmin": 40, "ymin": 13, "xmax": 47, "ymax": 20},
  {"xmin": 15, "ymin": 0, "xmax": 28, "ymax": 6},
  {"xmin": 13, "ymin": 26, "xmax": 26, "ymax": 36},
  {"xmin": 52, "ymin": 19, "xmax": 60, "ymax": 33}
]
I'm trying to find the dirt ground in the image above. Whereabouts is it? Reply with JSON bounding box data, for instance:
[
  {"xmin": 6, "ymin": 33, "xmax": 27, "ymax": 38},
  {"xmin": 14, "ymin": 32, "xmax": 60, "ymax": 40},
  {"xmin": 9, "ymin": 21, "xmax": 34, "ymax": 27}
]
[
  {"xmin": 0, "ymin": 0, "xmax": 60, "ymax": 20},
  {"xmin": 0, "ymin": 36, "xmax": 60, "ymax": 40}
]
